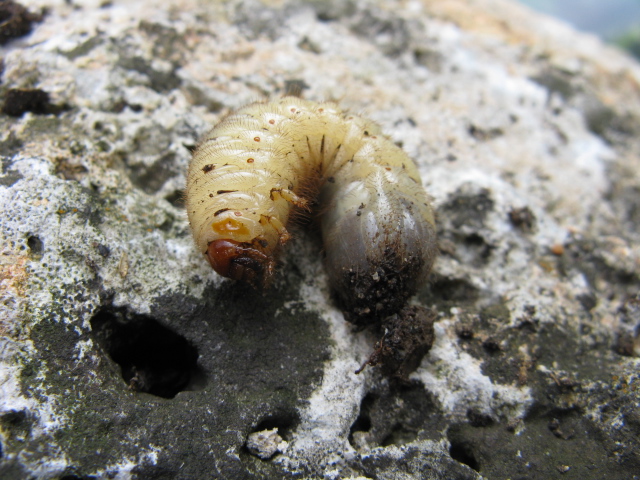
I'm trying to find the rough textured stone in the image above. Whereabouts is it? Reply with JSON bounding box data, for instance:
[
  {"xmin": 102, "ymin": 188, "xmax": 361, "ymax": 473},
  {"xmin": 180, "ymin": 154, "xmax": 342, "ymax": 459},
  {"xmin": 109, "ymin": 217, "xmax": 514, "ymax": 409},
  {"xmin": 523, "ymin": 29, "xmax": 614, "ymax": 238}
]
[{"xmin": 1, "ymin": 0, "xmax": 639, "ymax": 479}]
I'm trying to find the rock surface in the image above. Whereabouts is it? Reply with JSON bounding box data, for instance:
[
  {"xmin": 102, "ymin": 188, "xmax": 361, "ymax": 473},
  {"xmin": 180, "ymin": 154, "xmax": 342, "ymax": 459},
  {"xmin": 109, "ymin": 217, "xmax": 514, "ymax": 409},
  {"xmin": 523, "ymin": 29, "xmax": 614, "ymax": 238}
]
[{"xmin": 1, "ymin": 0, "xmax": 639, "ymax": 479}]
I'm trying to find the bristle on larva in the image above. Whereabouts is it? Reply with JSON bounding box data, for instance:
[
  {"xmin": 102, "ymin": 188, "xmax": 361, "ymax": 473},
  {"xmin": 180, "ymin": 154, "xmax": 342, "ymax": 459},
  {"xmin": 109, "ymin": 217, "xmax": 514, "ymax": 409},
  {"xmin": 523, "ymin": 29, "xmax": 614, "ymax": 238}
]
[{"xmin": 186, "ymin": 97, "xmax": 437, "ymax": 324}]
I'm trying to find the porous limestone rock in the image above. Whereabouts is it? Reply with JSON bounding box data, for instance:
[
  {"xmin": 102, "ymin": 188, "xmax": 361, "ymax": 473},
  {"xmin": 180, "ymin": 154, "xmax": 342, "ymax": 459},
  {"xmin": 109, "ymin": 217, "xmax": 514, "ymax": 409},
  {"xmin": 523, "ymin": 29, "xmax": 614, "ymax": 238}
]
[{"xmin": 1, "ymin": 0, "xmax": 639, "ymax": 478}]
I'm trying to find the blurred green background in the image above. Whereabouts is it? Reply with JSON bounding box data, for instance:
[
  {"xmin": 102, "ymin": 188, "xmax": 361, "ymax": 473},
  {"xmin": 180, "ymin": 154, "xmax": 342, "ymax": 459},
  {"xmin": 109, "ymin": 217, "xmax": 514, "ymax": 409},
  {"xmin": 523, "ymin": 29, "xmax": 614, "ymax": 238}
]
[{"xmin": 517, "ymin": 0, "xmax": 640, "ymax": 58}]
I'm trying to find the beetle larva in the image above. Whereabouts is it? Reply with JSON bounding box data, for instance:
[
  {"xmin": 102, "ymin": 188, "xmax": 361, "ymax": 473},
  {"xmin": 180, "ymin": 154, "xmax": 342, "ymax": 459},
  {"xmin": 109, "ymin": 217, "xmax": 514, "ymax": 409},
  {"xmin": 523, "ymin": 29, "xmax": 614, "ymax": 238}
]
[{"xmin": 186, "ymin": 97, "xmax": 437, "ymax": 324}]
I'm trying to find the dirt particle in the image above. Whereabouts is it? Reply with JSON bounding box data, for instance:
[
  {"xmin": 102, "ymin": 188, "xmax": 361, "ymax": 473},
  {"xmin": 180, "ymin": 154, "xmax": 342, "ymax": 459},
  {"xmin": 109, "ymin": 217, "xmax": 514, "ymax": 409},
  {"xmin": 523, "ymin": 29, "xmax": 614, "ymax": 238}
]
[
  {"xmin": 508, "ymin": 206, "xmax": 536, "ymax": 232},
  {"xmin": 356, "ymin": 305, "xmax": 436, "ymax": 378}
]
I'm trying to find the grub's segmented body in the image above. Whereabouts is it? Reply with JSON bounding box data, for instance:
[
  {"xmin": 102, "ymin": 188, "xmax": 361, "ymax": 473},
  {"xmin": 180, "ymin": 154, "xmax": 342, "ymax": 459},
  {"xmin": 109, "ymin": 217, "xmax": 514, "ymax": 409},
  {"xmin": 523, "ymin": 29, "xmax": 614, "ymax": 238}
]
[{"xmin": 187, "ymin": 97, "xmax": 437, "ymax": 323}]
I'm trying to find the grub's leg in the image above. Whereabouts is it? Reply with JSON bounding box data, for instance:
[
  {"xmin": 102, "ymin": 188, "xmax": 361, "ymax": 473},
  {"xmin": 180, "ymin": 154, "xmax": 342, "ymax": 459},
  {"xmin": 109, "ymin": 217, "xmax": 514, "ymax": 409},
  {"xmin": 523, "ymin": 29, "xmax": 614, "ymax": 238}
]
[
  {"xmin": 260, "ymin": 214, "xmax": 291, "ymax": 244},
  {"xmin": 270, "ymin": 188, "xmax": 309, "ymax": 210}
]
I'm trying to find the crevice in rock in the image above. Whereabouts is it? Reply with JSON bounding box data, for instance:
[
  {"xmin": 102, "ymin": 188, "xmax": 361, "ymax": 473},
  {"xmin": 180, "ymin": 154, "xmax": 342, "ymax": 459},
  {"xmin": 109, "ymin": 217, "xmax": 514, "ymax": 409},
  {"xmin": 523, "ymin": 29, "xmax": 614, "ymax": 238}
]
[
  {"xmin": 128, "ymin": 152, "xmax": 179, "ymax": 194},
  {"xmin": 0, "ymin": 409, "xmax": 32, "ymax": 441},
  {"xmin": 348, "ymin": 393, "xmax": 375, "ymax": 448},
  {"xmin": 0, "ymin": 0, "xmax": 43, "ymax": 45},
  {"xmin": 468, "ymin": 124, "xmax": 504, "ymax": 141},
  {"xmin": 423, "ymin": 276, "xmax": 480, "ymax": 305},
  {"xmin": 26, "ymin": 235, "xmax": 43, "ymax": 258},
  {"xmin": 448, "ymin": 436, "xmax": 480, "ymax": 472},
  {"xmin": 1, "ymin": 88, "xmax": 67, "ymax": 117},
  {"xmin": 252, "ymin": 410, "xmax": 300, "ymax": 440},
  {"xmin": 380, "ymin": 423, "xmax": 416, "ymax": 447},
  {"xmin": 461, "ymin": 232, "xmax": 494, "ymax": 266},
  {"xmin": 440, "ymin": 186, "xmax": 495, "ymax": 230},
  {"xmin": 90, "ymin": 306, "xmax": 206, "ymax": 398},
  {"xmin": 349, "ymin": 381, "xmax": 439, "ymax": 451},
  {"xmin": 243, "ymin": 410, "xmax": 300, "ymax": 460},
  {"xmin": 165, "ymin": 189, "xmax": 185, "ymax": 209}
]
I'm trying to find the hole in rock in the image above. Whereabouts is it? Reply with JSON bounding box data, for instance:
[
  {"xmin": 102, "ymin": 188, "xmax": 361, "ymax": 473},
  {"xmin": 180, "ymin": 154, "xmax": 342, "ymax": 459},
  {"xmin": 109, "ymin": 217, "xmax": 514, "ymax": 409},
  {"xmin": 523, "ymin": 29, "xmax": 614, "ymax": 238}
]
[
  {"xmin": 90, "ymin": 306, "xmax": 206, "ymax": 398},
  {"xmin": 244, "ymin": 411, "xmax": 299, "ymax": 461},
  {"xmin": 452, "ymin": 233, "xmax": 494, "ymax": 267},
  {"xmin": 27, "ymin": 235, "xmax": 43, "ymax": 257},
  {"xmin": 448, "ymin": 433, "xmax": 480, "ymax": 472},
  {"xmin": 128, "ymin": 152, "xmax": 178, "ymax": 194},
  {"xmin": 348, "ymin": 393, "xmax": 375, "ymax": 448},
  {"xmin": 349, "ymin": 382, "xmax": 438, "ymax": 450},
  {"xmin": 252, "ymin": 410, "xmax": 300, "ymax": 439},
  {"xmin": 0, "ymin": 409, "xmax": 30, "ymax": 436},
  {"xmin": 2, "ymin": 88, "xmax": 61, "ymax": 117},
  {"xmin": 165, "ymin": 189, "xmax": 185, "ymax": 208},
  {"xmin": 428, "ymin": 277, "xmax": 480, "ymax": 303},
  {"xmin": 0, "ymin": 1, "xmax": 42, "ymax": 46},
  {"xmin": 380, "ymin": 423, "xmax": 416, "ymax": 447}
]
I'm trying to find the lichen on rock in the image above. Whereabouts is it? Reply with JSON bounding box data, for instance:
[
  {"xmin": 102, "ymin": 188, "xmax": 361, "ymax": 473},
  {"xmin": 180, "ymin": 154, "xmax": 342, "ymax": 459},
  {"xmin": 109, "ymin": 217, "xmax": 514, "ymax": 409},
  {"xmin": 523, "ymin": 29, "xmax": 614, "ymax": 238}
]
[{"xmin": 1, "ymin": 0, "xmax": 640, "ymax": 479}]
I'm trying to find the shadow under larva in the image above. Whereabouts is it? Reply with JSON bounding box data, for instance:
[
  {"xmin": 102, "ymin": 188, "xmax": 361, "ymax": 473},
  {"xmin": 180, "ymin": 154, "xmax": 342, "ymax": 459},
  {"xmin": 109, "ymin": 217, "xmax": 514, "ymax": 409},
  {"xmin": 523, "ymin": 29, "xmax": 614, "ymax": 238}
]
[{"xmin": 186, "ymin": 96, "xmax": 438, "ymax": 375}]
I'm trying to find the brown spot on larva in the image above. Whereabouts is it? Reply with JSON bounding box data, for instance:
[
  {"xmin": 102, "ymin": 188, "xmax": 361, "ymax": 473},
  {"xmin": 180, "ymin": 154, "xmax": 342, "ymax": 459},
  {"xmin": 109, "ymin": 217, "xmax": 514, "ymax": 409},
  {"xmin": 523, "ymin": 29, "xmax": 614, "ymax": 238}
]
[
  {"xmin": 290, "ymin": 108, "xmax": 296, "ymax": 113},
  {"xmin": 214, "ymin": 208, "xmax": 230, "ymax": 216},
  {"xmin": 247, "ymin": 158, "xmax": 254, "ymax": 163},
  {"xmin": 254, "ymin": 137, "xmax": 260, "ymax": 142},
  {"xmin": 202, "ymin": 164, "xmax": 215, "ymax": 173},
  {"xmin": 217, "ymin": 190, "xmax": 238, "ymax": 195},
  {"xmin": 268, "ymin": 119, "xmax": 275, "ymax": 125},
  {"xmin": 385, "ymin": 167, "xmax": 391, "ymax": 171},
  {"xmin": 209, "ymin": 193, "xmax": 213, "ymax": 198},
  {"xmin": 550, "ymin": 244, "xmax": 564, "ymax": 256},
  {"xmin": 234, "ymin": 211, "xmax": 242, "ymax": 216}
]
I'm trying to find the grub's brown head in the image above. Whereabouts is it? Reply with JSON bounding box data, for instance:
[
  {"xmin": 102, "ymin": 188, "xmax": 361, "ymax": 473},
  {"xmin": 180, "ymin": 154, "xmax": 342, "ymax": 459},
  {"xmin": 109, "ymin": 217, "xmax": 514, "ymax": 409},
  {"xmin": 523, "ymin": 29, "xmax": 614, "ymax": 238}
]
[{"xmin": 206, "ymin": 239, "xmax": 275, "ymax": 288}]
